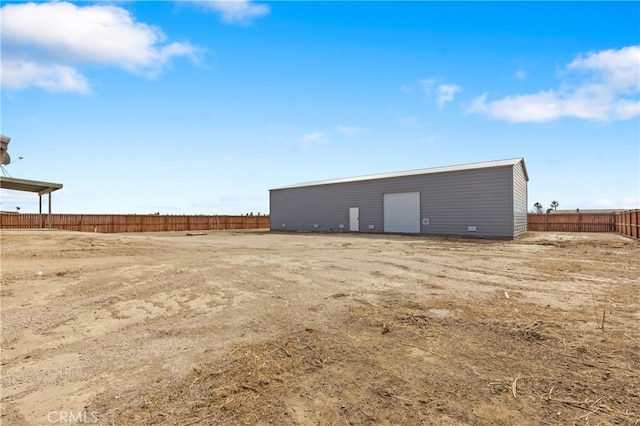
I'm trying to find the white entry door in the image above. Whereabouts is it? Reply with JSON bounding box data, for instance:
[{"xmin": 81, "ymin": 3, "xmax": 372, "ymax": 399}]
[
  {"xmin": 383, "ymin": 192, "xmax": 420, "ymax": 233},
  {"xmin": 349, "ymin": 207, "xmax": 359, "ymax": 232}
]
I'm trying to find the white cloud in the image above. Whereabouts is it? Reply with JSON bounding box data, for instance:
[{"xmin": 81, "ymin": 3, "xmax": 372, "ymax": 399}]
[
  {"xmin": 419, "ymin": 77, "xmax": 437, "ymax": 93},
  {"xmin": 419, "ymin": 77, "xmax": 461, "ymax": 108},
  {"xmin": 568, "ymin": 46, "xmax": 639, "ymax": 92},
  {"xmin": 1, "ymin": 60, "xmax": 90, "ymax": 94},
  {"xmin": 0, "ymin": 2, "xmax": 200, "ymax": 92},
  {"xmin": 592, "ymin": 198, "xmax": 616, "ymax": 208},
  {"xmin": 198, "ymin": 0, "xmax": 270, "ymax": 24},
  {"xmin": 613, "ymin": 99, "xmax": 640, "ymax": 120},
  {"xmin": 298, "ymin": 132, "xmax": 325, "ymax": 151},
  {"xmin": 515, "ymin": 70, "xmax": 527, "ymax": 80},
  {"xmin": 589, "ymin": 198, "xmax": 638, "ymax": 209},
  {"xmin": 436, "ymin": 84, "xmax": 461, "ymax": 108},
  {"xmin": 623, "ymin": 198, "xmax": 639, "ymax": 208},
  {"xmin": 336, "ymin": 125, "xmax": 364, "ymax": 136},
  {"xmin": 393, "ymin": 113, "xmax": 419, "ymax": 126},
  {"xmin": 421, "ymin": 135, "xmax": 436, "ymax": 145},
  {"xmin": 468, "ymin": 45, "xmax": 640, "ymax": 123},
  {"xmin": 469, "ymin": 91, "xmax": 563, "ymax": 122},
  {"xmin": 399, "ymin": 84, "xmax": 413, "ymax": 94}
]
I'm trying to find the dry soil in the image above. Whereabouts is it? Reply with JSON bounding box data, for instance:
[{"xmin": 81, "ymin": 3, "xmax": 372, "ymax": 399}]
[{"xmin": 1, "ymin": 230, "xmax": 639, "ymax": 425}]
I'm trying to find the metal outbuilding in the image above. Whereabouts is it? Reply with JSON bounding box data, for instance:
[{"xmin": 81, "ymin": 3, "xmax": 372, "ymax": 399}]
[{"xmin": 269, "ymin": 158, "xmax": 529, "ymax": 239}]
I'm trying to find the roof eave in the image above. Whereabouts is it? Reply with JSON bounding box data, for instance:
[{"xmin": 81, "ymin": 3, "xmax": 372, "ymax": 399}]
[{"xmin": 270, "ymin": 157, "xmax": 527, "ymax": 190}]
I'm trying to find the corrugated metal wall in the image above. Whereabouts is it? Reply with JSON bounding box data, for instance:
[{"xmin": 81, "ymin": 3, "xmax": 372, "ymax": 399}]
[
  {"xmin": 418, "ymin": 167, "xmax": 514, "ymax": 237},
  {"xmin": 512, "ymin": 160, "xmax": 528, "ymax": 236},
  {"xmin": 270, "ymin": 162, "xmax": 524, "ymax": 238}
]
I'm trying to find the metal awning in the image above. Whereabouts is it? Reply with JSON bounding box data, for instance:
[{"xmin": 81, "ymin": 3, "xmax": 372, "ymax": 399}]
[
  {"xmin": 0, "ymin": 176, "xmax": 63, "ymax": 195},
  {"xmin": 0, "ymin": 176, "xmax": 63, "ymax": 229}
]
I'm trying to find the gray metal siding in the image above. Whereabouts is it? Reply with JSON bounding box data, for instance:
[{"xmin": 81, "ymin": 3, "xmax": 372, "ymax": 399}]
[
  {"xmin": 513, "ymin": 161, "xmax": 528, "ymax": 236},
  {"xmin": 418, "ymin": 167, "xmax": 514, "ymax": 237},
  {"xmin": 270, "ymin": 175, "xmax": 422, "ymax": 233},
  {"xmin": 270, "ymin": 163, "xmax": 524, "ymax": 238}
]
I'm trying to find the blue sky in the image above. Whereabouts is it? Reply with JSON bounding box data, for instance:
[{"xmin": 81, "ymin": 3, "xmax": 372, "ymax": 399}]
[{"xmin": 1, "ymin": 1, "xmax": 639, "ymax": 215}]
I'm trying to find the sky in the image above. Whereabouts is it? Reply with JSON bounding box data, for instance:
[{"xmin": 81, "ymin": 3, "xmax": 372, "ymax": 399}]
[{"xmin": 1, "ymin": 1, "xmax": 639, "ymax": 215}]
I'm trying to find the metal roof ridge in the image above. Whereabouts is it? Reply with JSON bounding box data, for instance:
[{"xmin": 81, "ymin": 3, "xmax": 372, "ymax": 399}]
[{"xmin": 270, "ymin": 157, "xmax": 525, "ymax": 190}]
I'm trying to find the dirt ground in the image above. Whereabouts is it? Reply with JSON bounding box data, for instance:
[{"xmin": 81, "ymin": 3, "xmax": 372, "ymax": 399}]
[{"xmin": 1, "ymin": 229, "xmax": 638, "ymax": 425}]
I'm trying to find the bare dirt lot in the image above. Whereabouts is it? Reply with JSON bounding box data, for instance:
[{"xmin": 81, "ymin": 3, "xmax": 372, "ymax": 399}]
[{"xmin": 1, "ymin": 230, "xmax": 639, "ymax": 425}]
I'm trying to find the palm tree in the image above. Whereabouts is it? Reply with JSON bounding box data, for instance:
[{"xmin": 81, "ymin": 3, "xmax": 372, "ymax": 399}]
[
  {"xmin": 533, "ymin": 202, "xmax": 543, "ymax": 214},
  {"xmin": 550, "ymin": 201, "xmax": 559, "ymax": 211}
]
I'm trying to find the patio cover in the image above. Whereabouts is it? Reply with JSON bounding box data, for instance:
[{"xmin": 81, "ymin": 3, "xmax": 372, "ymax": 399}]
[{"xmin": 0, "ymin": 176, "xmax": 63, "ymax": 229}]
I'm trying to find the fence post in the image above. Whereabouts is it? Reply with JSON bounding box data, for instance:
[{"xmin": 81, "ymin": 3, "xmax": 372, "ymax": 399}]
[
  {"xmin": 625, "ymin": 211, "xmax": 629, "ymax": 236},
  {"xmin": 545, "ymin": 213, "xmax": 548, "ymax": 231},
  {"xmin": 578, "ymin": 212, "xmax": 582, "ymax": 232}
]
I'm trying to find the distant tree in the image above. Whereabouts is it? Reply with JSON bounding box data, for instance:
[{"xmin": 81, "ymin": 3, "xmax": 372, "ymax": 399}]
[
  {"xmin": 550, "ymin": 200, "xmax": 559, "ymax": 211},
  {"xmin": 533, "ymin": 202, "xmax": 543, "ymax": 214},
  {"xmin": 547, "ymin": 208, "xmax": 553, "ymax": 214}
]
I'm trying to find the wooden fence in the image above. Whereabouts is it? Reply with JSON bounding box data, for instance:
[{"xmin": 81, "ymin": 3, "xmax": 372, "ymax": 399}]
[
  {"xmin": 614, "ymin": 209, "xmax": 640, "ymax": 240},
  {"xmin": 527, "ymin": 212, "xmax": 616, "ymax": 233},
  {"xmin": 528, "ymin": 210, "xmax": 639, "ymax": 239},
  {"xmin": 0, "ymin": 213, "xmax": 270, "ymax": 233},
  {"xmin": 2, "ymin": 211, "xmax": 638, "ymax": 238}
]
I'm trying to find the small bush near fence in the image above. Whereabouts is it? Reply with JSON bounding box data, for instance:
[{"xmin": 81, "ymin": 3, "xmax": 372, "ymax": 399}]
[{"xmin": 0, "ymin": 213, "xmax": 270, "ymax": 233}]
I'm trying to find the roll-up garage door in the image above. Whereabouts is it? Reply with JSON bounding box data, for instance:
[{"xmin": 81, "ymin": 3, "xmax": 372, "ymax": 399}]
[{"xmin": 383, "ymin": 192, "xmax": 420, "ymax": 233}]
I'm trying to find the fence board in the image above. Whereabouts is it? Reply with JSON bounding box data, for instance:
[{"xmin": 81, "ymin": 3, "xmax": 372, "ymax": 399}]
[
  {"xmin": 615, "ymin": 209, "xmax": 640, "ymax": 240},
  {"xmin": 527, "ymin": 212, "xmax": 616, "ymax": 232},
  {"xmin": 0, "ymin": 214, "xmax": 270, "ymax": 233}
]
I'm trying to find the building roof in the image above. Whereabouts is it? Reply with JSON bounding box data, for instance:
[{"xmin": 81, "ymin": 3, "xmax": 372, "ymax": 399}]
[
  {"xmin": 271, "ymin": 157, "xmax": 528, "ymax": 190},
  {"xmin": 0, "ymin": 176, "xmax": 63, "ymax": 195}
]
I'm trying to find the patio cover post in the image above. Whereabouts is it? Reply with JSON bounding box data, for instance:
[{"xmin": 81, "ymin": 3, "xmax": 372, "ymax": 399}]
[
  {"xmin": 39, "ymin": 194, "xmax": 43, "ymax": 228},
  {"xmin": 48, "ymin": 193, "xmax": 52, "ymax": 229}
]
